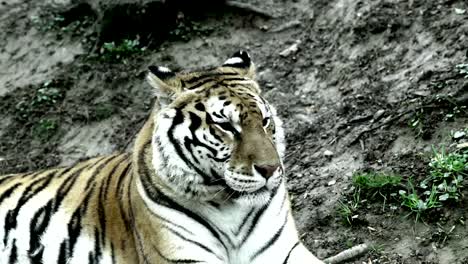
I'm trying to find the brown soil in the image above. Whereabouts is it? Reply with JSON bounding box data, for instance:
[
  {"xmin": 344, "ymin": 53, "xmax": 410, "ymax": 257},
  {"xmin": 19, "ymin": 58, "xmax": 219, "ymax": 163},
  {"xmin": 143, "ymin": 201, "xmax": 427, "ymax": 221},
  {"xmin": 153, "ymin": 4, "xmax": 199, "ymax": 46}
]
[{"xmin": 1, "ymin": 0, "xmax": 468, "ymax": 263}]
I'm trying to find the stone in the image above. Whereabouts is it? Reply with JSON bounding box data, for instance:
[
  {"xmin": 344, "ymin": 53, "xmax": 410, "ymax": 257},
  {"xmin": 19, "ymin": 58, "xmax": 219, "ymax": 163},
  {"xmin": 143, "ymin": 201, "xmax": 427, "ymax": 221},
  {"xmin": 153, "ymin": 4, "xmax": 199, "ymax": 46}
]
[{"xmin": 453, "ymin": 131, "xmax": 466, "ymax": 139}]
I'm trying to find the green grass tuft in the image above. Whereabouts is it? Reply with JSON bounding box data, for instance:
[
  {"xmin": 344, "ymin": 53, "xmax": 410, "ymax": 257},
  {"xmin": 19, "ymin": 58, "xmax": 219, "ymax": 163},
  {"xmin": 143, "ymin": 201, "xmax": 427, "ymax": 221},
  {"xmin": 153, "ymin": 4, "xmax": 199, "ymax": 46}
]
[
  {"xmin": 101, "ymin": 39, "xmax": 145, "ymax": 61},
  {"xmin": 353, "ymin": 172, "xmax": 402, "ymax": 190}
]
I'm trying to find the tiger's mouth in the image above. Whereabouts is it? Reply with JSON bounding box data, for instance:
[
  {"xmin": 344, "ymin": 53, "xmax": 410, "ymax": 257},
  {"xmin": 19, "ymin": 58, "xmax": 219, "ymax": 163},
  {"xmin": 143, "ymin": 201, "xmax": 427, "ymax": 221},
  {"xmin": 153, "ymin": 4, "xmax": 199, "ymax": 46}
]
[
  {"xmin": 224, "ymin": 170, "xmax": 271, "ymax": 194},
  {"xmin": 225, "ymin": 170, "xmax": 265, "ymax": 192}
]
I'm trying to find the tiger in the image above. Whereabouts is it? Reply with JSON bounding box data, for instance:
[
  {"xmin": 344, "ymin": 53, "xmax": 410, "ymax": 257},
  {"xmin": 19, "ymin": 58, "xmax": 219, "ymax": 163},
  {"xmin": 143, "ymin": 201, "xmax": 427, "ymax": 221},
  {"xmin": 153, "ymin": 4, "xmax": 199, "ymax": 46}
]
[{"xmin": 0, "ymin": 51, "xmax": 323, "ymax": 264}]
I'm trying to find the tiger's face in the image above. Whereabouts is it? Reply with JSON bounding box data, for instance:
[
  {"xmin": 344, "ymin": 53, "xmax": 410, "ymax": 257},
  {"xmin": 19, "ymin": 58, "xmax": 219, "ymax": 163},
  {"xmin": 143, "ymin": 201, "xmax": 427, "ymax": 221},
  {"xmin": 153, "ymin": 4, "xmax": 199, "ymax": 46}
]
[{"xmin": 148, "ymin": 51, "xmax": 285, "ymax": 204}]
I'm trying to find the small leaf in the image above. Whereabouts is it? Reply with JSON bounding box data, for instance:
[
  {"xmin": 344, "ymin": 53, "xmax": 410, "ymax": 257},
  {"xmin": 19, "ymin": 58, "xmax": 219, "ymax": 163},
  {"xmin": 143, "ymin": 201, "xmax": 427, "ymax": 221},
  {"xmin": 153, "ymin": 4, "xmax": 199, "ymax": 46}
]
[{"xmin": 439, "ymin": 193, "xmax": 449, "ymax": 201}]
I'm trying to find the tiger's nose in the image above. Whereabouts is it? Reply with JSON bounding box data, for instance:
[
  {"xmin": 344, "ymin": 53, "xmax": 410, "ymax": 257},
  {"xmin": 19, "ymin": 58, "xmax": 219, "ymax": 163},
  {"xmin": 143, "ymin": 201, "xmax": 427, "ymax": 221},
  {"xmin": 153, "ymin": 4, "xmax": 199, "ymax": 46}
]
[{"xmin": 253, "ymin": 164, "xmax": 280, "ymax": 178}]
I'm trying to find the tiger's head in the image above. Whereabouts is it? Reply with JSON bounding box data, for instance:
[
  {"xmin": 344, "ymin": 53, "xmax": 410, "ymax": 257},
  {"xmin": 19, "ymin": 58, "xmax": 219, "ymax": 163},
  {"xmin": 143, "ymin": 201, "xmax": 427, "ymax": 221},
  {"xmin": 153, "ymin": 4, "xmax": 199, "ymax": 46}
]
[{"xmin": 147, "ymin": 51, "xmax": 285, "ymax": 204}]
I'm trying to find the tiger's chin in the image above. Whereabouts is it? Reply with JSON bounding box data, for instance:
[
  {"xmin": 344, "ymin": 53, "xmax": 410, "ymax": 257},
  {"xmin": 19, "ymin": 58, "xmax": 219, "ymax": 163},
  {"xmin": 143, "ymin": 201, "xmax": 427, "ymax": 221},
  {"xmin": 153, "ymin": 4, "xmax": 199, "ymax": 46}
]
[
  {"xmin": 222, "ymin": 172, "xmax": 282, "ymax": 205},
  {"xmin": 227, "ymin": 186, "xmax": 272, "ymax": 206}
]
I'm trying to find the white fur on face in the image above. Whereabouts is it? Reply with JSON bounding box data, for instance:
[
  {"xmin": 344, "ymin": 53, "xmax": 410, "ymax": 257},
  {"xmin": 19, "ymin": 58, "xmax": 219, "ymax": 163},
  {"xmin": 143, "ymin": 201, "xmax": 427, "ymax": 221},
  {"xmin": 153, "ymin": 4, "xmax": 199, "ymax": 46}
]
[{"xmin": 152, "ymin": 109, "xmax": 225, "ymax": 200}]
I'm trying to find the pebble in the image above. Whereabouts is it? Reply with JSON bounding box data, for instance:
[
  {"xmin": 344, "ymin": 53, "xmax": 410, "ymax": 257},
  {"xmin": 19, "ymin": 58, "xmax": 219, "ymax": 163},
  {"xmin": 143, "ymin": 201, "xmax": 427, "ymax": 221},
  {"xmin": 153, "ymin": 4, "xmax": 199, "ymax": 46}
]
[
  {"xmin": 453, "ymin": 131, "xmax": 466, "ymax": 139},
  {"xmin": 323, "ymin": 150, "xmax": 334, "ymax": 157},
  {"xmin": 455, "ymin": 8, "xmax": 466, "ymax": 14},
  {"xmin": 327, "ymin": 179, "xmax": 336, "ymax": 186}
]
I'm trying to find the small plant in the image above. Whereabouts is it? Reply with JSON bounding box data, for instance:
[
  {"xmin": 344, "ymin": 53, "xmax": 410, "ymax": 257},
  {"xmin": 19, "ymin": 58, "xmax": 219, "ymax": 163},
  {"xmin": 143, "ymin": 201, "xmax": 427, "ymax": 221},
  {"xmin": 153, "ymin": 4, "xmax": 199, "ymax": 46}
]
[
  {"xmin": 456, "ymin": 63, "xmax": 468, "ymax": 78},
  {"xmin": 32, "ymin": 119, "xmax": 58, "ymax": 140},
  {"xmin": 399, "ymin": 147, "xmax": 467, "ymax": 221},
  {"xmin": 399, "ymin": 183, "xmax": 440, "ymax": 222},
  {"xmin": 30, "ymin": 14, "xmax": 65, "ymax": 32},
  {"xmin": 101, "ymin": 39, "xmax": 144, "ymax": 61},
  {"xmin": 15, "ymin": 81, "xmax": 64, "ymax": 121},
  {"xmin": 408, "ymin": 108, "xmax": 428, "ymax": 138},
  {"xmin": 424, "ymin": 147, "xmax": 468, "ymax": 201},
  {"xmin": 33, "ymin": 82, "xmax": 63, "ymax": 106},
  {"xmin": 338, "ymin": 189, "xmax": 361, "ymax": 225},
  {"xmin": 91, "ymin": 103, "xmax": 116, "ymax": 121}
]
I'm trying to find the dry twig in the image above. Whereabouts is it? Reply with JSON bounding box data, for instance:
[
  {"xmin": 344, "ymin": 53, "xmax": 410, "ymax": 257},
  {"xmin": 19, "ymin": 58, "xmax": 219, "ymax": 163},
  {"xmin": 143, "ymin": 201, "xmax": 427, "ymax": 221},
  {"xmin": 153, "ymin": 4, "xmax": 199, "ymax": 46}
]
[{"xmin": 324, "ymin": 243, "xmax": 369, "ymax": 264}]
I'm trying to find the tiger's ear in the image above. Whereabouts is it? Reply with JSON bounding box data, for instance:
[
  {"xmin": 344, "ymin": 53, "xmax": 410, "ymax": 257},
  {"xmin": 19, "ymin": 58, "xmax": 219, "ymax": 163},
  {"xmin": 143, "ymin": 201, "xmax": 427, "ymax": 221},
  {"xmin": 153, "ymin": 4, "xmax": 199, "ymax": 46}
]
[
  {"xmin": 147, "ymin": 66, "xmax": 183, "ymax": 106},
  {"xmin": 222, "ymin": 50, "xmax": 256, "ymax": 79}
]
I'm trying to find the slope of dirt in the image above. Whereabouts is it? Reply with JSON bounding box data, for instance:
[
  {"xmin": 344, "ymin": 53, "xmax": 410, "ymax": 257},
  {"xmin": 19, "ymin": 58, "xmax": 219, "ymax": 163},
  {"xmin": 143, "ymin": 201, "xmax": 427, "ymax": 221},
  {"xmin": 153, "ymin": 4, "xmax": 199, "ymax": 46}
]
[{"xmin": 1, "ymin": 0, "xmax": 468, "ymax": 263}]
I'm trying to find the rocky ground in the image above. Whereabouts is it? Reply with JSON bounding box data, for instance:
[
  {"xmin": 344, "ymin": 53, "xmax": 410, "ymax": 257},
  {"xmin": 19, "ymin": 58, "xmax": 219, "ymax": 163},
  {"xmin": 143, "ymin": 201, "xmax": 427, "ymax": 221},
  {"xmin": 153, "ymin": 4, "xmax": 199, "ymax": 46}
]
[{"xmin": 0, "ymin": 0, "xmax": 467, "ymax": 263}]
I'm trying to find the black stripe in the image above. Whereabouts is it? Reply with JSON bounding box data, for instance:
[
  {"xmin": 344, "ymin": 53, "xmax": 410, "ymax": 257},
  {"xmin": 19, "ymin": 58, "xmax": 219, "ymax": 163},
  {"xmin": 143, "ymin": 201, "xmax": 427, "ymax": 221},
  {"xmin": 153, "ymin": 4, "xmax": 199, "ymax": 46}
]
[
  {"xmin": 211, "ymin": 112, "xmax": 224, "ymax": 119},
  {"xmin": 28, "ymin": 200, "xmax": 52, "ymax": 261},
  {"xmin": 116, "ymin": 163, "xmax": 131, "ymax": 198},
  {"xmin": 52, "ymin": 165, "xmax": 88, "ymax": 212},
  {"xmin": 4, "ymin": 170, "xmax": 56, "ymax": 243},
  {"xmin": 137, "ymin": 140, "xmax": 161, "ymax": 200},
  {"xmin": 8, "ymin": 239, "xmax": 17, "ymax": 264},
  {"xmin": 167, "ymin": 108, "xmax": 213, "ymax": 184},
  {"xmin": 102, "ymin": 155, "xmax": 129, "ymax": 199},
  {"xmin": 84, "ymin": 155, "xmax": 120, "ymax": 191},
  {"xmin": 208, "ymin": 126, "xmax": 223, "ymax": 142},
  {"xmin": 111, "ymin": 243, "xmax": 116, "ymax": 263},
  {"xmin": 183, "ymin": 72, "xmax": 238, "ymax": 84},
  {"xmin": 282, "ymin": 242, "xmax": 300, "ymax": 264},
  {"xmin": 140, "ymin": 185, "xmax": 229, "ymax": 252},
  {"xmin": 184, "ymin": 112, "xmax": 221, "ymax": 164},
  {"xmin": 117, "ymin": 164, "xmax": 132, "ymax": 232},
  {"xmin": 206, "ymin": 154, "xmax": 230, "ymax": 163},
  {"xmin": 160, "ymin": 223, "xmax": 223, "ymax": 261},
  {"xmin": 28, "ymin": 167, "xmax": 74, "ymax": 260},
  {"xmin": 278, "ymin": 192, "xmax": 287, "ymax": 215},
  {"xmin": 187, "ymin": 76, "xmax": 250, "ymax": 90},
  {"xmin": 250, "ymin": 211, "xmax": 289, "ymax": 261},
  {"xmin": 127, "ymin": 183, "xmax": 151, "ymax": 264},
  {"xmin": 0, "ymin": 182, "xmax": 21, "ymax": 205},
  {"xmin": 239, "ymin": 196, "xmax": 272, "ymax": 245},
  {"xmin": 88, "ymin": 228, "xmax": 102, "ymax": 264},
  {"xmin": 19, "ymin": 171, "xmax": 44, "ymax": 179},
  {"xmin": 58, "ymin": 240, "xmax": 68, "ymax": 264},
  {"xmin": 63, "ymin": 185, "xmax": 96, "ymax": 262},
  {"xmin": 141, "ymin": 227, "xmax": 204, "ymax": 264},
  {"xmin": 146, "ymin": 210, "xmax": 195, "ymax": 236},
  {"xmin": 0, "ymin": 175, "xmax": 14, "ymax": 186},
  {"xmin": 184, "ymin": 137, "xmax": 199, "ymax": 164},
  {"xmin": 233, "ymin": 208, "xmax": 256, "ymax": 236},
  {"xmin": 186, "ymin": 78, "xmax": 217, "ymax": 90},
  {"xmin": 98, "ymin": 177, "xmax": 108, "ymax": 249}
]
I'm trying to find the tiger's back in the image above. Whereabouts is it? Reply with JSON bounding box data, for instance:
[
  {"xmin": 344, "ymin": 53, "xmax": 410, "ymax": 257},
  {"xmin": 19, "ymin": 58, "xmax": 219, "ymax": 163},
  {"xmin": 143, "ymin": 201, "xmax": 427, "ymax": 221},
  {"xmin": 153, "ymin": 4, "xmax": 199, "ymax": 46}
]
[{"xmin": 0, "ymin": 154, "xmax": 138, "ymax": 263}]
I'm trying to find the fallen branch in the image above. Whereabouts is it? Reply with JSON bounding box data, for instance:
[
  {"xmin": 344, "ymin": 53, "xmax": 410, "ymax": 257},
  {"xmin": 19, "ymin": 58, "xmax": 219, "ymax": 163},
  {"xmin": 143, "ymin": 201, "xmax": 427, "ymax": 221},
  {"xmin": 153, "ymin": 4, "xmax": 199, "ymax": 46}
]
[
  {"xmin": 324, "ymin": 243, "xmax": 369, "ymax": 264},
  {"xmin": 225, "ymin": 1, "xmax": 276, "ymax": 18}
]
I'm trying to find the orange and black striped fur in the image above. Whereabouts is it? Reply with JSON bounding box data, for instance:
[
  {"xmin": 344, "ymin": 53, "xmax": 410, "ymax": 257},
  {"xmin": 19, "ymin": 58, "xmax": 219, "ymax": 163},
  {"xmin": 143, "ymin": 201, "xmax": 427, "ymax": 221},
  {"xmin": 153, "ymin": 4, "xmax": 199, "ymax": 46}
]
[{"xmin": 0, "ymin": 51, "xmax": 323, "ymax": 263}]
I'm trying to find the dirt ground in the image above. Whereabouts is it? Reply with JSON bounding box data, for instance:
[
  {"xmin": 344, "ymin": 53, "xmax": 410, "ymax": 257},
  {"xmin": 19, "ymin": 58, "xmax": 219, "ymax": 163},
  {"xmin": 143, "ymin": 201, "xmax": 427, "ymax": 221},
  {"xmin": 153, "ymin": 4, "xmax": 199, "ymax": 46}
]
[{"xmin": 1, "ymin": 0, "xmax": 468, "ymax": 263}]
